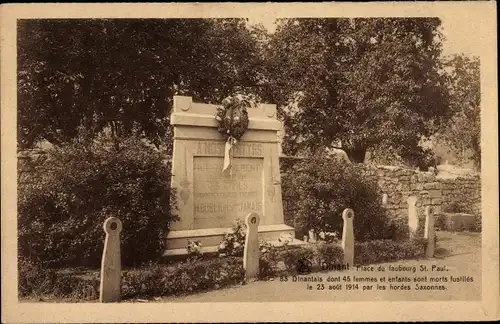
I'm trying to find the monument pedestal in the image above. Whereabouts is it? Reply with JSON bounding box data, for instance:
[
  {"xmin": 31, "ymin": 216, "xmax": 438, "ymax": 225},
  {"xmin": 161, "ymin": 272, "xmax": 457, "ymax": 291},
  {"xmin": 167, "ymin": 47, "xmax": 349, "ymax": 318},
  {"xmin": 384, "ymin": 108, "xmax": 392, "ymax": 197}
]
[
  {"xmin": 166, "ymin": 96, "xmax": 298, "ymax": 256},
  {"xmin": 164, "ymin": 224, "xmax": 296, "ymax": 256}
]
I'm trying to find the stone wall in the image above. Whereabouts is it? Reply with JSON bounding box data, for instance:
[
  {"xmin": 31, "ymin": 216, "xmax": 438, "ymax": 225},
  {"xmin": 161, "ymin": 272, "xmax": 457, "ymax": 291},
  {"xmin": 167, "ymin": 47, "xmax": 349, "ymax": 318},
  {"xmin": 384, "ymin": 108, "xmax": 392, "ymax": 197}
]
[
  {"xmin": 440, "ymin": 176, "xmax": 481, "ymax": 216},
  {"xmin": 360, "ymin": 165, "xmax": 481, "ymax": 231},
  {"xmin": 360, "ymin": 165, "xmax": 442, "ymax": 223}
]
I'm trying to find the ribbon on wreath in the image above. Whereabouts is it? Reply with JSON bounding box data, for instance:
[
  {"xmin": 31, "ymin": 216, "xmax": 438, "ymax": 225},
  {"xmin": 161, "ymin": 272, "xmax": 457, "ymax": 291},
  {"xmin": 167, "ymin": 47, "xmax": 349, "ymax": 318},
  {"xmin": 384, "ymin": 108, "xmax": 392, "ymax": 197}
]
[{"xmin": 222, "ymin": 136, "xmax": 237, "ymax": 175}]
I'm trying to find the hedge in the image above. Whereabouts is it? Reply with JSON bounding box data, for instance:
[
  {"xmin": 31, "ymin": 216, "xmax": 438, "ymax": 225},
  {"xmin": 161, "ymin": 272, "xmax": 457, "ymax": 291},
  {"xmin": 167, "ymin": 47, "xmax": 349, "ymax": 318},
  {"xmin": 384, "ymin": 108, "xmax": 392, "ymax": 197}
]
[
  {"xmin": 354, "ymin": 238, "xmax": 427, "ymax": 265},
  {"xmin": 18, "ymin": 259, "xmax": 100, "ymax": 300},
  {"xmin": 19, "ymin": 238, "xmax": 428, "ymax": 301},
  {"xmin": 121, "ymin": 257, "xmax": 245, "ymax": 298}
]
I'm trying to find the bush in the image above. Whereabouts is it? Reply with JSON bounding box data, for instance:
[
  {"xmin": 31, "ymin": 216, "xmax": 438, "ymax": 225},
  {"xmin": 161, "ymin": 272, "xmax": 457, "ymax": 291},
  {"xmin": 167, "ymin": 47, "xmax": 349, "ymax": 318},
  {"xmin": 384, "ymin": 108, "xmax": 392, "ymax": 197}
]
[
  {"xmin": 474, "ymin": 214, "xmax": 482, "ymax": 232},
  {"xmin": 121, "ymin": 257, "xmax": 245, "ymax": 298},
  {"xmin": 217, "ymin": 219, "xmax": 286, "ymax": 257},
  {"xmin": 399, "ymin": 144, "xmax": 439, "ymax": 171},
  {"xmin": 18, "ymin": 259, "xmax": 55, "ymax": 297},
  {"xmin": 354, "ymin": 238, "xmax": 427, "ymax": 265},
  {"xmin": 18, "ymin": 136, "xmax": 178, "ymax": 268},
  {"xmin": 18, "ymin": 259, "xmax": 99, "ymax": 300},
  {"xmin": 20, "ymin": 256, "xmax": 245, "ymax": 301},
  {"xmin": 217, "ymin": 219, "xmax": 247, "ymax": 257},
  {"xmin": 19, "ymin": 238, "xmax": 428, "ymax": 300},
  {"xmin": 260, "ymin": 243, "xmax": 343, "ymax": 279},
  {"xmin": 445, "ymin": 201, "xmax": 469, "ymax": 213},
  {"xmin": 261, "ymin": 238, "xmax": 427, "ymax": 278},
  {"xmin": 435, "ymin": 214, "xmax": 447, "ymax": 231},
  {"xmin": 281, "ymin": 156, "xmax": 391, "ymax": 241},
  {"xmin": 384, "ymin": 218, "xmax": 410, "ymax": 241}
]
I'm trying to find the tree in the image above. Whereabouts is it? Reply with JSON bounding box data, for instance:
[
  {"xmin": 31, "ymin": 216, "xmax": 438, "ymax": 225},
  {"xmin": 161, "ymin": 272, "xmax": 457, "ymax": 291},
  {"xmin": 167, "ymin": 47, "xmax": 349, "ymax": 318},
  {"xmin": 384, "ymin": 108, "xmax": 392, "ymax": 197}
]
[
  {"xmin": 17, "ymin": 19, "xmax": 265, "ymax": 151},
  {"xmin": 263, "ymin": 18, "xmax": 451, "ymax": 163},
  {"xmin": 439, "ymin": 54, "xmax": 480, "ymax": 169}
]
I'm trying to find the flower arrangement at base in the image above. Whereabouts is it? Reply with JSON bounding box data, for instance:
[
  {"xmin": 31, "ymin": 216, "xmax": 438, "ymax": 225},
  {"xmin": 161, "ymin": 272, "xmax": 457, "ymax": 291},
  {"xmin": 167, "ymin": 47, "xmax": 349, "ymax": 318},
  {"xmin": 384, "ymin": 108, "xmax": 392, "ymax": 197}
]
[
  {"xmin": 217, "ymin": 218, "xmax": 275, "ymax": 257},
  {"xmin": 318, "ymin": 231, "xmax": 339, "ymax": 243},
  {"xmin": 277, "ymin": 233, "xmax": 294, "ymax": 246},
  {"xmin": 186, "ymin": 239, "xmax": 202, "ymax": 257},
  {"xmin": 218, "ymin": 219, "xmax": 247, "ymax": 257},
  {"xmin": 215, "ymin": 94, "xmax": 254, "ymax": 173}
]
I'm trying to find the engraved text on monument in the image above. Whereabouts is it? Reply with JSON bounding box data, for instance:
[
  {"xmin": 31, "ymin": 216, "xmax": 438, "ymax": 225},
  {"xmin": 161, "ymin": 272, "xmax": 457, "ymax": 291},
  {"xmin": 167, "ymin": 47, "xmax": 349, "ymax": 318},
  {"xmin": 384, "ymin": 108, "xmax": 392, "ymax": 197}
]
[{"xmin": 193, "ymin": 155, "xmax": 264, "ymax": 229}]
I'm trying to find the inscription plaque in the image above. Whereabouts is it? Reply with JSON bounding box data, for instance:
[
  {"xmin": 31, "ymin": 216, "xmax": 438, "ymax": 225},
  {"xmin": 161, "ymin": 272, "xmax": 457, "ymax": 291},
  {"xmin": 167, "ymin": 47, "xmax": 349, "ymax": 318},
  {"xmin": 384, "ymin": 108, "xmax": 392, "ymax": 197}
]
[
  {"xmin": 193, "ymin": 156, "xmax": 264, "ymax": 229},
  {"xmin": 195, "ymin": 141, "xmax": 264, "ymax": 157}
]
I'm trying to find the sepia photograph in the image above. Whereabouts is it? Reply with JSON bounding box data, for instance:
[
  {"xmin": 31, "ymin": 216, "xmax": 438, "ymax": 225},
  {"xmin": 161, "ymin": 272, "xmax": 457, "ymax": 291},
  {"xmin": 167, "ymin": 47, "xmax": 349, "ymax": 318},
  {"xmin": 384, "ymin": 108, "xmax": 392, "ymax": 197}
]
[{"xmin": 1, "ymin": 2, "xmax": 498, "ymax": 323}]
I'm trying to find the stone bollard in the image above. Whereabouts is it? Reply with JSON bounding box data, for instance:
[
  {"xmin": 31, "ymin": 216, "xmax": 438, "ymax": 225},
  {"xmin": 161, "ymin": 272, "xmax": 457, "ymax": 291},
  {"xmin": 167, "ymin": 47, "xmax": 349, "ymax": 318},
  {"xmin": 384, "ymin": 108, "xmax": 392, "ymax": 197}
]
[
  {"xmin": 424, "ymin": 206, "xmax": 435, "ymax": 258},
  {"xmin": 341, "ymin": 209, "xmax": 355, "ymax": 268},
  {"xmin": 382, "ymin": 193, "xmax": 388, "ymax": 207},
  {"xmin": 308, "ymin": 229, "xmax": 316, "ymax": 243},
  {"xmin": 244, "ymin": 212, "xmax": 260, "ymax": 281},
  {"xmin": 100, "ymin": 217, "xmax": 123, "ymax": 303},
  {"xmin": 407, "ymin": 196, "xmax": 418, "ymax": 240}
]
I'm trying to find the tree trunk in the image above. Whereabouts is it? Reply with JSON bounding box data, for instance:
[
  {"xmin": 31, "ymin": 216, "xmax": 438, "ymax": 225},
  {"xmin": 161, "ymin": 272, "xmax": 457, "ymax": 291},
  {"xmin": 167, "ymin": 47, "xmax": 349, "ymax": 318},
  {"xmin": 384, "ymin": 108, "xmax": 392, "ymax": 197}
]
[{"xmin": 344, "ymin": 146, "xmax": 367, "ymax": 163}]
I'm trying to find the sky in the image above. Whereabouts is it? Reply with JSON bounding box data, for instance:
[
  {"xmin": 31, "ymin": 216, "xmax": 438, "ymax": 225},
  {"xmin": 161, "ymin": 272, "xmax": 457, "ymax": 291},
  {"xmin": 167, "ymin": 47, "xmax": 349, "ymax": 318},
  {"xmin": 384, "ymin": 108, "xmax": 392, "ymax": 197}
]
[{"xmin": 247, "ymin": 16, "xmax": 481, "ymax": 58}]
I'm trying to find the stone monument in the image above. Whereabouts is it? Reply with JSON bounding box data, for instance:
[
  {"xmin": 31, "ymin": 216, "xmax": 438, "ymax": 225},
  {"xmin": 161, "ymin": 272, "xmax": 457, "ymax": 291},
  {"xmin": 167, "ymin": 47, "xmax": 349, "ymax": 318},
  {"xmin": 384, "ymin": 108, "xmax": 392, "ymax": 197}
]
[{"xmin": 165, "ymin": 96, "xmax": 296, "ymax": 256}]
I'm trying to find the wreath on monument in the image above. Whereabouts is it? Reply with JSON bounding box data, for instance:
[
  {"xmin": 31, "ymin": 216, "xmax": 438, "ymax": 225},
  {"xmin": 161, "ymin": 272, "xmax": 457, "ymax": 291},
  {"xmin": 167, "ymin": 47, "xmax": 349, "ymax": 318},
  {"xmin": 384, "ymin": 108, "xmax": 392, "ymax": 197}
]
[
  {"xmin": 215, "ymin": 94, "xmax": 253, "ymax": 173},
  {"xmin": 215, "ymin": 95, "xmax": 250, "ymax": 140}
]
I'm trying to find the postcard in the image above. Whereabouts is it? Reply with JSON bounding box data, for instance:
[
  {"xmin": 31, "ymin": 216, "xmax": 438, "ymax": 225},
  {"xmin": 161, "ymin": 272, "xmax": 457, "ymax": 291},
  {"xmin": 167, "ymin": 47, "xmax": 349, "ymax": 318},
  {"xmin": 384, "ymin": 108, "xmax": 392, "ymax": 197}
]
[{"xmin": 1, "ymin": 2, "xmax": 498, "ymax": 322}]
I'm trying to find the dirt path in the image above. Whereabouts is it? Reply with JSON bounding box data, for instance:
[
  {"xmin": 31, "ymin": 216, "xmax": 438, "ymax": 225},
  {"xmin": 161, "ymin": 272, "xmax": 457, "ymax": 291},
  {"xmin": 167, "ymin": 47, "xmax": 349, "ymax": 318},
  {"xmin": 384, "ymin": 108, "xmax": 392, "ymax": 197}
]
[{"xmin": 156, "ymin": 231, "xmax": 481, "ymax": 302}]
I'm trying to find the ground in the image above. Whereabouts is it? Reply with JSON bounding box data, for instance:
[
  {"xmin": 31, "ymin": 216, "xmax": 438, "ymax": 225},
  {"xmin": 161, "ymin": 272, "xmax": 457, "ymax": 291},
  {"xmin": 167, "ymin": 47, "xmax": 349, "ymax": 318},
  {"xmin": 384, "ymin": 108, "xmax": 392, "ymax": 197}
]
[{"xmin": 154, "ymin": 231, "xmax": 481, "ymax": 302}]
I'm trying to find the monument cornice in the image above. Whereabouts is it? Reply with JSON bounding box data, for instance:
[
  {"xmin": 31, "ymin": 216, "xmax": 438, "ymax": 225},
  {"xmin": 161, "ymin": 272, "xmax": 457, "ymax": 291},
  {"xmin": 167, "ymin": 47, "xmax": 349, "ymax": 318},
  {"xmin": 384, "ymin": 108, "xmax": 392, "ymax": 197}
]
[
  {"xmin": 171, "ymin": 112, "xmax": 282, "ymax": 131},
  {"xmin": 171, "ymin": 95, "xmax": 282, "ymax": 131}
]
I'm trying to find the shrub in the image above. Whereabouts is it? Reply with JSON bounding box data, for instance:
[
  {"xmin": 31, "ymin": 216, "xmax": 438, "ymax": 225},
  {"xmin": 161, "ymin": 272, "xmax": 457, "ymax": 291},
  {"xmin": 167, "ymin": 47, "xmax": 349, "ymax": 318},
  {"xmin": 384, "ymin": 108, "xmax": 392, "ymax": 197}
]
[
  {"xmin": 261, "ymin": 238, "xmax": 427, "ymax": 278},
  {"xmin": 435, "ymin": 214, "xmax": 447, "ymax": 231},
  {"xmin": 281, "ymin": 156, "xmax": 391, "ymax": 241},
  {"xmin": 217, "ymin": 219, "xmax": 282, "ymax": 257},
  {"xmin": 259, "ymin": 243, "xmax": 344, "ymax": 279},
  {"xmin": 445, "ymin": 201, "xmax": 469, "ymax": 213},
  {"xmin": 416, "ymin": 214, "xmax": 427, "ymax": 237},
  {"xmin": 354, "ymin": 238, "xmax": 427, "ymax": 265},
  {"xmin": 473, "ymin": 214, "xmax": 482, "ymax": 232},
  {"xmin": 121, "ymin": 257, "xmax": 245, "ymax": 298},
  {"xmin": 18, "ymin": 259, "xmax": 56, "ymax": 297},
  {"xmin": 20, "ymin": 257, "xmax": 245, "ymax": 301},
  {"xmin": 384, "ymin": 218, "xmax": 410, "ymax": 241},
  {"xmin": 399, "ymin": 144, "xmax": 439, "ymax": 171},
  {"xmin": 18, "ymin": 136, "xmax": 178, "ymax": 268},
  {"xmin": 217, "ymin": 219, "xmax": 247, "ymax": 257},
  {"xmin": 19, "ymin": 238, "xmax": 428, "ymax": 300},
  {"xmin": 18, "ymin": 258, "xmax": 99, "ymax": 300}
]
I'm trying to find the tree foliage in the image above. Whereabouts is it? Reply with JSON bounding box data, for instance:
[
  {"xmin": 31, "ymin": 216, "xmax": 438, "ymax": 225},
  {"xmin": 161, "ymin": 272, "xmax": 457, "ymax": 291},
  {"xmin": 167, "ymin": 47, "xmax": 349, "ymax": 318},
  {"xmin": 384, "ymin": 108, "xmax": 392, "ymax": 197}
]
[
  {"xmin": 19, "ymin": 18, "xmax": 462, "ymax": 167},
  {"xmin": 439, "ymin": 54, "xmax": 480, "ymax": 169},
  {"xmin": 18, "ymin": 19, "xmax": 264, "ymax": 150},
  {"xmin": 263, "ymin": 18, "xmax": 451, "ymax": 163}
]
